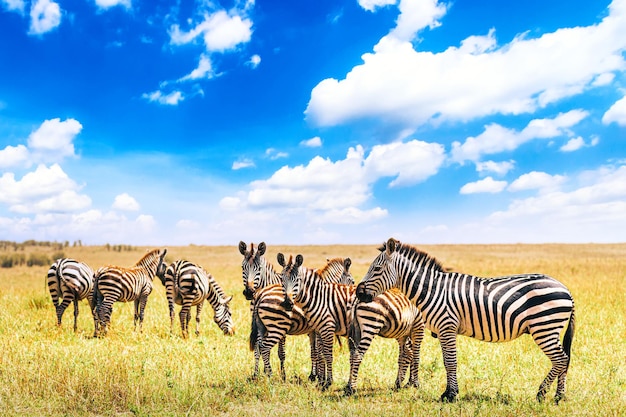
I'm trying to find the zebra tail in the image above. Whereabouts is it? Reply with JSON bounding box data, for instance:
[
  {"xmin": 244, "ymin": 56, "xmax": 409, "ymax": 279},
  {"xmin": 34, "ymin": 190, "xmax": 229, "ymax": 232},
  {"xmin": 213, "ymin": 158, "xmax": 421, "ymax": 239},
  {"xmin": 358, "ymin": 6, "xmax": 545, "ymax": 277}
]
[
  {"xmin": 93, "ymin": 272, "xmax": 103, "ymax": 313},
  {"xmin": 348, "ymin": 317, "xmax": 361, "ymax": 352},
  {"xmin": 249, "ymin": 310, "xmax": 266, "ymax": 352},
  {"xmin": 563, "ymin": 301, "xmax": 576, "ymax": 360}
]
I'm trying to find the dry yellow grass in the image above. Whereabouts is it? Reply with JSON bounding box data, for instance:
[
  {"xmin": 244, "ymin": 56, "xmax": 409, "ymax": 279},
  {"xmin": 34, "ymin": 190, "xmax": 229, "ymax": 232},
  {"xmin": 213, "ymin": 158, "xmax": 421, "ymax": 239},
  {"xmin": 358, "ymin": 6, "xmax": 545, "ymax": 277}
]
[{"xmin": 0, "ymin": 242, "xmax": 624, "ymax": 416}]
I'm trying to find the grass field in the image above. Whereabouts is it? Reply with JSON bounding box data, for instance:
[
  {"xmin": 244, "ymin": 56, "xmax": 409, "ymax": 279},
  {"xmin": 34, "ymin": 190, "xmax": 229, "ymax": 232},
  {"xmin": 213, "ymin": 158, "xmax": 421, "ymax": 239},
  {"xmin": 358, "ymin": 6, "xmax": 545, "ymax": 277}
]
[{"xmin": 0, "ymin": 243, "xmax": 624, "ymax": 416}]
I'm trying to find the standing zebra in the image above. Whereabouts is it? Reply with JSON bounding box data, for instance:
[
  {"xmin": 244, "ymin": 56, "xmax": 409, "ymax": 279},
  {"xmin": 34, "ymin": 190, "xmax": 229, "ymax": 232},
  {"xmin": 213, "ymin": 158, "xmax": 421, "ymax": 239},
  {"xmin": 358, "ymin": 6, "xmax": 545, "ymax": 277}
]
[
  {"xmin": 158, "ymin": 259, "xmax": 234, "ymax": 338},
  {"xmin": 250, "ymin": 257, "xmax": 354, "ymax": 381},
  {"xmin": 356, "ymin": 238, "xmax": 575, "ymax": 403},
  {"xmin": 93, "ymin": 248, "xmax": 167, "ymax": 337},
  {"xmin": 278, "ymin": 253, "xmax": 355, "ymax": 391},
  {"xmin": 47, "ymin": 258, "xmax": 96, "ymax": 332},
  {"xmin": 345, "ymin": 287, "xmax": 424, "ymax": 396}
]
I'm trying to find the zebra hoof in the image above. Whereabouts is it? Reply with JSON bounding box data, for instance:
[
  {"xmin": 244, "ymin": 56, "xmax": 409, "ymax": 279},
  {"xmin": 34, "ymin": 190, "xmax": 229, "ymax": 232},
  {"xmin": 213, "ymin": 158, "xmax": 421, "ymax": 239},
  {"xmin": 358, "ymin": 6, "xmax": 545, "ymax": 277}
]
[
  {"xmin": 308, "ymin": 373, "xmax": 317, "ymax": 382},
  {"xmin": 440, "ymin": 390, "xmax": 457, "ymax": 402},
  {"xmin": 344, "ymin": 385, "xmax": 355, "ymax": 396}
]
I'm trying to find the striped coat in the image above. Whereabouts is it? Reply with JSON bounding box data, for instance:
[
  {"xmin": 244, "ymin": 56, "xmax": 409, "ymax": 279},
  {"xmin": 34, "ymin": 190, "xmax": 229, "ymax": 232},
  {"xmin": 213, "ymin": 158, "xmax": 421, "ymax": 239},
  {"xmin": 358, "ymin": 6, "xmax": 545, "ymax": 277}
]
[
  {"xmin": 345, "ymin": 287, "xmax": 424, "ymax": 395},
  {"xmin": 159, "ymin": 259, "xmax": 234, "ymax": 338},
  {"xmin": 47, "ymin": 258, "xmax": 95, "ymax": 332},
  {"xmin": 250, "ymin": 257, "xmax": 354, "ymax": 381},
  {"xmin": 356, "ymin": 238, "xmax": 575, "ymax": 403},
  {"xmin": 278, "ymin": 253, "xmax": 355, "ymax": 390},
  {"xmin": 93, "ymin": 248, "xmax": 167, "ymax": 337}
]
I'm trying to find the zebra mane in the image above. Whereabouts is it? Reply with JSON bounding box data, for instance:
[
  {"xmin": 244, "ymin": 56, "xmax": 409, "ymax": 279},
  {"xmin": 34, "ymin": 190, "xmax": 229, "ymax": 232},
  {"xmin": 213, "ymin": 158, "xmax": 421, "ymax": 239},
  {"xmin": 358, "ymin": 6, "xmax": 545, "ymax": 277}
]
[
  {"xmin": 317, "ymin": 257, "xmax": 345, "ymax": 279},
  {"xmin": 134, "ymin": 248, "xmax": 164, "ymax": 268},
  {"xmin": 389, "ymin": 240, "xmax": 445, "ymax": 273}
]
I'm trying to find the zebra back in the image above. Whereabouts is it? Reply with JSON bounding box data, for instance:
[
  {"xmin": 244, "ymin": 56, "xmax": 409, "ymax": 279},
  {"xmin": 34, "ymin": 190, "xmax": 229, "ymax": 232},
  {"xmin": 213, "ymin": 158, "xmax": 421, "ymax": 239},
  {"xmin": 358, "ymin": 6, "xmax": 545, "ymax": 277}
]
[{"xmin": 47, "ymin": 258, "xmax": 94, "ymax": 303}]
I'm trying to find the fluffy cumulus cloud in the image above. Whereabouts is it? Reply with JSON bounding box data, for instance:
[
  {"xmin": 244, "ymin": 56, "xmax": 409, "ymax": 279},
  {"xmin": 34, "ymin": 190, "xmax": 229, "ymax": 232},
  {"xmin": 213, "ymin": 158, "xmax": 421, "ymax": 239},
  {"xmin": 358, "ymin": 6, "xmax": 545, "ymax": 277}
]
[
  {"xmin": 0, "ymin": 118, "xmax": 81, "ymax": 169},
  {"xmin": 602, "ymin": 95, "xmax": 626, "ymax": 126},
  {"xmin": 29, "ymin": 0, "xmax": 61, "ymax": 35},
  {"xmin": 459, "ymin": 177, "xmax": 508, "ymax": 194},
  {"xmin": 306, "ymin": 0, "xmax": 626, "ymax": 129},
  {"xmin": 450, "ymin": 110, "xmax": 588, "ymax": 163},
  {"xmin": 300, "ymin": 136, "xmax": 322, "ymax": 148},
  {"xmin": 508, "ymin": 171, "xmax": 567, "ymax": 193},
  {"xmin": 169, "ymin": 10, "xmax": 252, "ymax": 53},
  {"xmin": 476, "ymin": 160, "xmax": 515, "ymax": 176},
  {"xmin": 0, "ymin": 164, "xmax": 91, "ymax": 214},
  {"xmin": 220, "ymin": 139, "xmax": 444, "ymax": 225},
  {"xmin": 112, "ymin": 193, "xmax": 140, "ymax": 211}
]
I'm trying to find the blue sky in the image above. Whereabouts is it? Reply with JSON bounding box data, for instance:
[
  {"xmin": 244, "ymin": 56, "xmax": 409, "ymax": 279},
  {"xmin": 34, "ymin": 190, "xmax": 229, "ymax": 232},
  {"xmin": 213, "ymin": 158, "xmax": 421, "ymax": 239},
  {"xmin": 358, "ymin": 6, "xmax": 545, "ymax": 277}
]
[{"xmin": 1, "ymin": 0, "xmax": 625, "ymax": 246}]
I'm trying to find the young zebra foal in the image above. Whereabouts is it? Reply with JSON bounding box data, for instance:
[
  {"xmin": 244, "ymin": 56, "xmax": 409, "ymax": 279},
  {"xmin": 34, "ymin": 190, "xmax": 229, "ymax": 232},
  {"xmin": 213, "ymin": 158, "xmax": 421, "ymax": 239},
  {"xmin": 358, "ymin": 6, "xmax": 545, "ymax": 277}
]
[
  {"xmin": 158, "ymin": 259, "xmax": 234, "ymax": 338},
  {"xmin": 47, "ymin": 258, "xmax": 96, "ymax": 332},
  {"xmin": 345, "ymin": 287, "xmax": 424, "ymax": 396},
  {"xmin": 93, "ymin": 248, "xmax": 167, "ymax": 337},
  {"xmin": 356, "ymin": 238, "xmax": 576, "ymax": 403}
]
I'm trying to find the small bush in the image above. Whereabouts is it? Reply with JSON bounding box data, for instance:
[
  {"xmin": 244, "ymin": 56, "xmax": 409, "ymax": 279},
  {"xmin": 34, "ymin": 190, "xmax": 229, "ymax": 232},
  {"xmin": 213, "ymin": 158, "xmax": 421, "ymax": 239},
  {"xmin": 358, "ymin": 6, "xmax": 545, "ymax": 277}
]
[{"xmin": 27, "ymin": 253, "xmax": 50, "ymax": 267}]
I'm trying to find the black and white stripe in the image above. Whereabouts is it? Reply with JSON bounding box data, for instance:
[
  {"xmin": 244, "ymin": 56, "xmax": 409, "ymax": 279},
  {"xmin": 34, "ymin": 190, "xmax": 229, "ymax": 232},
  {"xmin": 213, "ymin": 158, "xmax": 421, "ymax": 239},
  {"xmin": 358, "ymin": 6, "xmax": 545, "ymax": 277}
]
[
  {"xmin": 356, "ymin": 238, "xmax": 575, "ymax": 403},
  {"xmin": 47, "ymin": 258, "xmax": 95, "ymax": 332},
  {"xmin": 278, "ymin": 253, "xmax": 355, "ymax": 390},
  {"xmin": 250, "ymin": 257, "xmax": 354, "ymax": 381},
  {"xmin": 158, "ymin": 259, "xmax": 234, "ymax": 338},
  {"xmin": 345, "ymin": 288, "xmax": 424, "ymax": 396},
  {"xmin": 93, "ymin": 248, "xmax": 167, "ymax": 337}
]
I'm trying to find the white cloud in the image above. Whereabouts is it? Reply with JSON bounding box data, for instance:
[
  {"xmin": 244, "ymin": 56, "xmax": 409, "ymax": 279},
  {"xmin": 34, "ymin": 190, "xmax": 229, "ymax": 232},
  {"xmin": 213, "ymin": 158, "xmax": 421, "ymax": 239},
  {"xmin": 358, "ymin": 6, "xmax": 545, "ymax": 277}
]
[
  {"xmin": 265, "ymin": 148, "xmax": 288, "ymax": 160},
  {"xmin": 508, "ymin": 171, "xmax": 566, "ymax": 193},
  {"xmin": 232, "ymin": 159, "xmax": 255, "ymax": 170},
  {"xmin": 560, "ymin": 136, "xmax": 585, "ymax": 152},
  {"xmin": 602, "ymin": 95, "xmax": 626, "ymax": 126},
  {"xmin": 29, "ymin": 0, "xmax": 61, "ymax": 35},
  {"xmin": 460, "ymin": 177, "xmax": 507, "ymax": 194},
  {"xmin": 0, "ymin": 164, "xmax": 91, "ymax": 214},
  {"xmin": 0, "ymin": 145, "xmax": 29, "ymax": 169},
  {"xmin": 306, "ymin": 1, "xmax": 626, "ymax": 129},
  {"xmin": 450, "ymin": 110, "xmax": 588, "ymax": 163},
  {"xmin": 28, "ymin": 118, "xmax": 81, "ymax": 161},
  {"xmin": 179, "ymin": 54, "xmax": 216, "ymax": 81},
  {"xmin": 300, "ymin": 136, "xmax": 322, "ymax": 148},
  {"xmin": 476, "ymin": 160, "xmax": 515, "ymax": 176},
  {"xmin": 169, "ymin": 10, "xmax": 252, "ymax": 53},
  {"xmin": 2, "ymin": 0, "xmax": 25, "ymax": 13},
  {"xmin": 142, "ymin": 90, "xmax": 184, "ymax": 105},
  {"xmin": 247, "ymin": 54, "xmax": 261, "ymax": 68},
  {"xmin": 112, "ymin": 193, "xmax": 140, "ymax": 211},
  {"xmin": 94, "ymin": 0, "xmax": 131, "ymax": 10},
  {"xmin": 358, "ymin": 0, "xmax": 396, "ymax": 12}
]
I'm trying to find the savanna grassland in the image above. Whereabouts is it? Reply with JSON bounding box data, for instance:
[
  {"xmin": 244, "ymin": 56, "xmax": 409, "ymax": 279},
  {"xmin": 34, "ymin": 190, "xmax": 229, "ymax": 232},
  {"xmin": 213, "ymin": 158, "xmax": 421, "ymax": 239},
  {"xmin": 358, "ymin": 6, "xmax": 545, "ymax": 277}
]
[{"xmin": 0, "ymin": 242, "xmax": 624, "ymax": 416}]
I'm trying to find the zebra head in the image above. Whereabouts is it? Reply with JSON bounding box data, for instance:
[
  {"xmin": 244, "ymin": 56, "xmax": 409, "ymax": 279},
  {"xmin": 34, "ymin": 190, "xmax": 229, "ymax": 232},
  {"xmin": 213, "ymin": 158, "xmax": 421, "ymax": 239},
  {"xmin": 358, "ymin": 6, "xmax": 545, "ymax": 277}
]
[
  {"xmin": 356, "ymin": 238, "xmax": 401, "ymax": 303},
  {"xmin": 277, "ymin": 252, "xmax": 304, "ymax": 312},
  {"xmin": 214, "ymin": 295, "xmax": 235, "ymax": 336},
  {"xmin": 239, "ymin": 241, "xmax": 267, "ymax": 300},
  {"xmin": 156, "ymin": 260, "xmax": 170, "ymax": 286}
]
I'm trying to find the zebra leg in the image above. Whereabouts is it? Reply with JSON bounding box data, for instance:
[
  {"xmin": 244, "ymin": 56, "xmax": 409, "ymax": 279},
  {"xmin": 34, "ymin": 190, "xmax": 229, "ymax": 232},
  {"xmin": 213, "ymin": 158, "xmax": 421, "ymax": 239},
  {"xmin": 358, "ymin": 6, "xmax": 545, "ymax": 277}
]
[
  {"xmin": 136, "ymin": 295, "xmax": 149, "ymax": 333},
  {"xmin": 278, "ymin": 336, "xmax": 286, "ymax": 381},
  {"xmin": 308, "ymin": 332, "xmax": 318, "ymax": 382},
  {"xmin": 533, "ymin": 330, "xmax": 570, "ymax": 403},
  {"xmin": 168, "ymin": 299, "xmax": 175, "ymax": 334},
  {"xmin": 179, "ymin": 300, "xmax": 192, "ymax": 338},
  {"xmin": 56, "ymin": 296, "xmax": 72, "ymax": 327},
  {"xmin": 72, "ymin": 297, "xmax": 79, "ymax": 332},
  {"xmin": 133, "ymin": 299, "xmax": 141, "ymax": 330},
  {"xmin": 438, "ymin": 331, "xmax": 459, "ymax": 402},
  {"xmin": 319, "ymin": 329, "xmax": 335, "ymax": 391},
  {"xmin": 406, "ymin": 316, "xmax": 425, "ymax": 388},
  {"xmin": 395, "ymin": 336, "xmax": 410, "ymax": 390},
  {"xmin": 195, "ymin": 302, "xmax": 204, "ymax": 336},
  {"xmin": 97, "ymin": 297, "xmax": 115, "ymax": 337}
]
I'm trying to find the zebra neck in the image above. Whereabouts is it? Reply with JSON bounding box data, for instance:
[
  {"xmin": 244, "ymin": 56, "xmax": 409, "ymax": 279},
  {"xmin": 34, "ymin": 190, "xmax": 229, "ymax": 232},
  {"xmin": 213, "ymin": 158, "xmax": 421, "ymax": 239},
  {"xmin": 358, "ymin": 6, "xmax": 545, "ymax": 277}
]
[
  {"xmin": 398, "ymin": 260, "xmax": 444, "ymax": 307},
  {"xmin": 260, "ymin": 258, "xmax": 281, "ymax": 287},
  {"xmin": 206, "ymin": 274, "xmax": 226, "ymax": 308},
  {"xmin": 296, "ymin": 269, "xmax": 329, "ymax": 304}
]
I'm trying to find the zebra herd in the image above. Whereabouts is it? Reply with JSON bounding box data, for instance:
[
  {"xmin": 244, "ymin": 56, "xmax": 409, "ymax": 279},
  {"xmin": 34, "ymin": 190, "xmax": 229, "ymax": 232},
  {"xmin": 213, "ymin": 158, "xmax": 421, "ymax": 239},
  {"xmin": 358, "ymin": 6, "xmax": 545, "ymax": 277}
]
[{"xmin": 47, "ymin": 239, "xmax": 576, "ymax": 404}]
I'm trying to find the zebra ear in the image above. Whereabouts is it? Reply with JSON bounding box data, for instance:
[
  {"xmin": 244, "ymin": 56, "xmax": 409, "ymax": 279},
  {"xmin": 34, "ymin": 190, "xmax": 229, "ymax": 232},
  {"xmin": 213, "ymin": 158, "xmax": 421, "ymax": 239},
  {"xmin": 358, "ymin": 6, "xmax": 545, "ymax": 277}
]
[
  {"xmin": 344, "ymin": 258, "xmax": 351, "ymax": 271},
  {"xmin": 238, "ymin": 241, "xmax": 247, "ymax": 255},
  {"xmin": 258, "ymin": 242, "xmax": 266, "ymax": 256},
  {"xmin": 277, "ymin": 253, "xmax": 286, "ymax": 267},
  {"xmin": 386, "ymin": 238, "xmax": 398, "ymax": 255},
  {"xmin": 295, "ymin": 254, "xmax": 304, "ymax": 268}
]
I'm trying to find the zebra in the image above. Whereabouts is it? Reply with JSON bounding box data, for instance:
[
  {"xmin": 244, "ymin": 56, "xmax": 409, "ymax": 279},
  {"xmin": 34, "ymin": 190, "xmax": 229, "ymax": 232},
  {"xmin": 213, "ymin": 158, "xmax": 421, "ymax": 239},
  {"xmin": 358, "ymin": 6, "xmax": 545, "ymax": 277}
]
[
  {"xmin": 355, "ymin": 238, "xmax": 575, "ymax": 403},
  {"xmin": 158, "ymin": 259, "xmax": 235, "ymax": 338},
  {"xmin": 278, "ymin": 253, "xmax": 355, "ymax": 391},
  {"xmin": 93, "ymin": 248, "xmax": 167, "ymax": 337},
  {"xmin": 47, "ymin": 258, "xmax": 96, "ymax": 332},
  {"xmin": 239, "ymin": 241, "xmax": 351, "ymax": 381},
  {"xmin": 345, "ymin": 287, "xmax": 424, "ymax": 396},
  {"xmin": 250, "ymin": 257, "xmax": 354, "ymax": 381}
]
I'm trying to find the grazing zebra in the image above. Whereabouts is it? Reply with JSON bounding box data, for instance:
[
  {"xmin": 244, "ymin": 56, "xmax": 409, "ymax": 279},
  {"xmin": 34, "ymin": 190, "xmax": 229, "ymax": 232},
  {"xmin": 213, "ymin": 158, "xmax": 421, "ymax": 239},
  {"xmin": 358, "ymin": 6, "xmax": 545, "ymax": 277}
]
[
  {"xmin": 158, "ymin": 259, "xmax": 234, "ymax": 338},
  {"xmin": 93, "ymin": 248, "xmax": 167, "ymax": 337},
  {"xmin": 355, "ymin": 238, "xmax": 575, "ymax": 403},
  {"xmin": 250, "ymin": 257, "xmax": 354, "ymax": 381},
  {"xmin": 278, "ymin": 253, "xmax": 355, "ymax": 391},
  {"xmin": 47, "ymin": 258, "xmax": 96, "ymax": 332},
  {"xmin": 345, "ymin": 287, "xmax": 424, "ymax": 396}
]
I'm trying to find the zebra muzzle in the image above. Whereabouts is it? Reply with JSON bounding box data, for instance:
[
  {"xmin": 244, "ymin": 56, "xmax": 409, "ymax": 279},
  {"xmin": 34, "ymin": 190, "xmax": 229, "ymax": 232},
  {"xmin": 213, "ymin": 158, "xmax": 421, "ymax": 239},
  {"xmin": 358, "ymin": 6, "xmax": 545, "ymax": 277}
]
[{"xmin": 355, "ymin": 283, "xmax": 373, "ymax": 303}]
